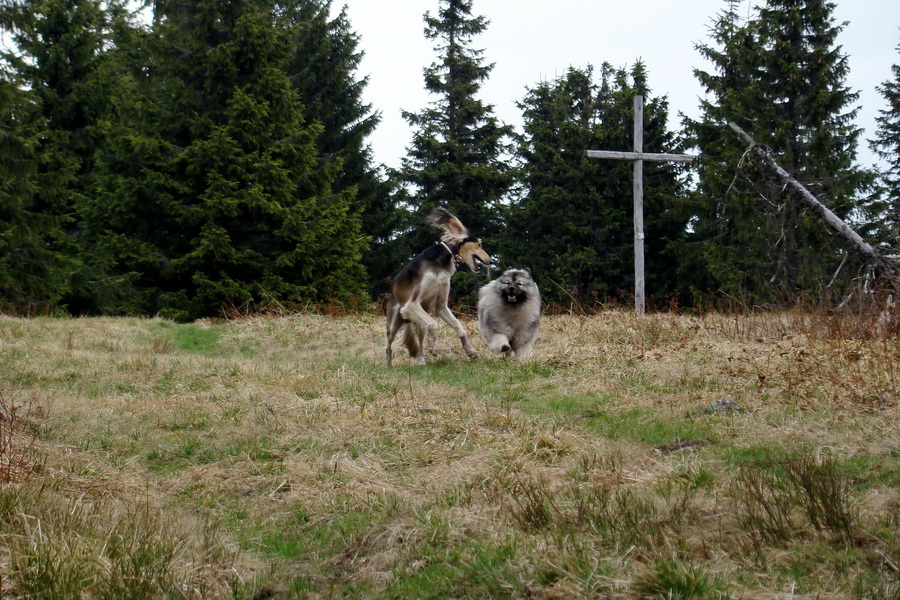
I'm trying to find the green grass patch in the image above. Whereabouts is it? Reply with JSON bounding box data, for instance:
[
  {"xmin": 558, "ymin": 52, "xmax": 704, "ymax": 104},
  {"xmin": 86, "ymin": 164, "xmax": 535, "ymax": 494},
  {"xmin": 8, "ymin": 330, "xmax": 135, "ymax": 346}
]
[
  {"xmin": 250, "ymin": 494, "xmax": 399, "ymax": 594},
  {"xmin": 634, "ymin": 559, "xmax": 730, "ymax": 599},
  {"xmin": 169, "ymin": 323, "xmax": 222, "ymax": 354},
  {"xmin": 581, "ymin": 407, "xmax": 719, "ymax": 448},
  {"xmin": 144, "ymin": 437, "xmax": 219, "ymax": 474},
  {"xmin": 148, "ymin": 321, "xmax": 256, "ymax": 358},
  {"xmin": 385, "ymin": 539, "xmax": 525, "ymax": 600}
]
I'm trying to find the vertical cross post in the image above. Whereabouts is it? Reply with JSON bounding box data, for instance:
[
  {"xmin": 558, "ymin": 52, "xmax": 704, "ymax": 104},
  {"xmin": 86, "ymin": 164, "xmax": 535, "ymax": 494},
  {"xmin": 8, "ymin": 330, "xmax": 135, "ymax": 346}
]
[
  {"xmin": 632, "ymin": 95, "xmax": 645, "ymax": 313},
  {"xmin": 586, "ymin": 95, "xmax": 693, "ymax": 314}
]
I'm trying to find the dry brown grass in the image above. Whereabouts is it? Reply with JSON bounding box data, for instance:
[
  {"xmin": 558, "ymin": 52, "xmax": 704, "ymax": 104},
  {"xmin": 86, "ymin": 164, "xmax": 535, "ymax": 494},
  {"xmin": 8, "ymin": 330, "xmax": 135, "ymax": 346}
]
[{"xmin": 0, "ymin": 309, "xmax": 898, "ymax": 598}]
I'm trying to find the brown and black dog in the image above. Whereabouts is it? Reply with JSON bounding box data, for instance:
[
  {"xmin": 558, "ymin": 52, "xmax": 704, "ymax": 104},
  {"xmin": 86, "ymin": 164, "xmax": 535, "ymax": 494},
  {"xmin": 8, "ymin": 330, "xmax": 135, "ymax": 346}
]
[{"xmin": 385, "ymin": 209, "xmax": 491, "ymax": 366}]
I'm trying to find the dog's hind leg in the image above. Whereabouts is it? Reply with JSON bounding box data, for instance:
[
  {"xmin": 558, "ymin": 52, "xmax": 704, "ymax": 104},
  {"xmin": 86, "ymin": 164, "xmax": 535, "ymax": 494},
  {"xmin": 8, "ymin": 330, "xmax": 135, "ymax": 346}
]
[
  {"xmin": 385, "ymin": 325, "xmax": 396, "ymax": 367},
  {"xmin": 437, "ymin": 306, "xmax": 478, "ymax": 359},
  {"xmin": 402, "ymin": 324, "xmax": 425, "ymax": 365},
  {"xmin": 399, "ymin": 302, "xmax": 439, "ymax": 365},
  {"xmin": 385, "ymin": 297, "xmax": 402, "ymax": 367}
]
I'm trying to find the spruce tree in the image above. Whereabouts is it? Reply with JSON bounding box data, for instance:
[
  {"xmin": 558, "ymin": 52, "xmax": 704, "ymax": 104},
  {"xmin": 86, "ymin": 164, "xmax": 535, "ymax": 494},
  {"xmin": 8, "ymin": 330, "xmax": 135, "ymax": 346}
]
[
  {"xmin": 0, "ymin": 0, "xmax": 120, "ymax": 313},
  {"xmin": 88, "ymin": 0, "xmax": 367, "ymax": 319},
  {"xmin": 283, "ymin": 0, "xmax": 402, "ymax": 298},
  {"xmin": 74, "ymin": 8, "xmax": 167, "ymax": 315},
  {"xmin": 685, "ymin": 0, "xmax": 874, "ymax": 305},
  {"xmin": 0, "ymin": 63, "xmax": 75, "ymax": 313},
  {"xmin": 505, "ymin": 63, "xmax": 689, "ymax": 308},
  {"xmin": 398, "ymin": 0, "xmax": 513, "ymax": 299},
  {"xmin": 870, "ymin": 41, "xmax": 900, "ymax": 244}
]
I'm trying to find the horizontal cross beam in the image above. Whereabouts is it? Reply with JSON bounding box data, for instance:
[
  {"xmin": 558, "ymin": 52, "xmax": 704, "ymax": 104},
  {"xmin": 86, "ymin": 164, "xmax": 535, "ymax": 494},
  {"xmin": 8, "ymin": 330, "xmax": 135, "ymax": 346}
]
[
  {"xmin": 585, "ymin": 96, "xmax": 695, "ymax": 314},
  {"xmin": 585, "ymin": 149, "xmax": 694, "ymax": 163}
]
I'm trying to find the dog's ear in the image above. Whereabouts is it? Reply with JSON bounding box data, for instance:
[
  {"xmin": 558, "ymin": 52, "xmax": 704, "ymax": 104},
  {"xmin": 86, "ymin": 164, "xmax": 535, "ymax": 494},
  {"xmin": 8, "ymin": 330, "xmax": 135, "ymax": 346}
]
[
  {"xmin": 427, "ymin": 208, "xmax": 469, "ymax": 237},
  {"xmin": 445, "ymin": 215, "xmax": 468, "ymax": 237}
]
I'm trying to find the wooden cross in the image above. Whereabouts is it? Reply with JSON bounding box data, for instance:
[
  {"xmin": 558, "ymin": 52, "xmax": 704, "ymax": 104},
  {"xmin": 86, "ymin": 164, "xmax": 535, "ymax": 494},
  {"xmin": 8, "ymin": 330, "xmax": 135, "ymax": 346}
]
[{"xmin": 586, "ymin": 95, "xmax": 694, "ymax": 314}]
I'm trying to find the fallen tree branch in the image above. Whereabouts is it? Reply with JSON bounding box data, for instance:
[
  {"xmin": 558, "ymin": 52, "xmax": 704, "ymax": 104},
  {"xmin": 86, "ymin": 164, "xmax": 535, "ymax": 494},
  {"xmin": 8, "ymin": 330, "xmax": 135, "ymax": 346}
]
[{"xmin": 727, "ymin": 121, "xmax": 894, "ymax": 278}]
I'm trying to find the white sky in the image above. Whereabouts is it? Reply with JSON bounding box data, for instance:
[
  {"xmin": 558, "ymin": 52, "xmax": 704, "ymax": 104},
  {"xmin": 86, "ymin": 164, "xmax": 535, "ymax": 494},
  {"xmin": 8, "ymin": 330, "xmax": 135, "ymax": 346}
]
[{"xmin": 341, "ymin": 0, "xmax": 900, "ymax": 171}]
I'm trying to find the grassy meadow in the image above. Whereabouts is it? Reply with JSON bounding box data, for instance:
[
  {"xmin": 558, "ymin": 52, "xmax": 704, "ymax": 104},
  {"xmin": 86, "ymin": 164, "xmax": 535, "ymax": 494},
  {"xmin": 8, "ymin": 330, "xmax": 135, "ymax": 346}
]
[{"xmin": 0, "ymin": 308, "xmax": 898, "ymax": 599}]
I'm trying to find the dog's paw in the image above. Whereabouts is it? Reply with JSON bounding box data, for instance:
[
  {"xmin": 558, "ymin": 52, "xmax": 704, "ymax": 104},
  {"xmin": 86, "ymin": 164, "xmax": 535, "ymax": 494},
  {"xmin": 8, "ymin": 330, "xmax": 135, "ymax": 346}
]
[{"xmin": 490, "ymin": 342, "xmax": 511, "ymax": 354}]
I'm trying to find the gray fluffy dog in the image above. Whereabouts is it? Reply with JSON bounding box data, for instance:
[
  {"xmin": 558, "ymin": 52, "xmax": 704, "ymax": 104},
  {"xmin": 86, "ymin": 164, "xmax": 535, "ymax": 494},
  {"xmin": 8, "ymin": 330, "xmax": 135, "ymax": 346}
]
[{"xmin": 477, "ymin": 268, "xmax": 541, "ymax": 358}]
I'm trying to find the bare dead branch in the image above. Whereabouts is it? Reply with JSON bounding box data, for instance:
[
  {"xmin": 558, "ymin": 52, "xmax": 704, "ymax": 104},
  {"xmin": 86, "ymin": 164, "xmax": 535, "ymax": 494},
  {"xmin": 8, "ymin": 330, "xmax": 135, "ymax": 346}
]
[{"xmin": 727, "ymin": 122, "xmax": 896, "ymax": 279}]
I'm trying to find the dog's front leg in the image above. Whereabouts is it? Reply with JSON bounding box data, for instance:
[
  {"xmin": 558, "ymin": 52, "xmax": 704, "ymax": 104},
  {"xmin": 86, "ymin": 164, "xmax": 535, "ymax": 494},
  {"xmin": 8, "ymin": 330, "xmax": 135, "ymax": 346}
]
[
  {"xmin": 512, "ymin": 342, "xmax": 533, "ymax": 359},
  {"xmin": 488, "ymin": 333, "xmax": 512, "ymax": 355},
  {"xmin": 438, "ymin": 306, "xmax": 478, "ymax": 359},
  {"xmin": 512, "ymin": 321, "xmax": 539, "ymax": 359}
]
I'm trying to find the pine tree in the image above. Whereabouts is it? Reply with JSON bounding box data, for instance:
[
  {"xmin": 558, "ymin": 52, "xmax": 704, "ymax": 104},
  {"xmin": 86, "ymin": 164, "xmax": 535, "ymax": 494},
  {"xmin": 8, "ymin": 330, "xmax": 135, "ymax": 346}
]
[
  {"xmin": 505, "ymin": 63, "xmax": 689, "ymax": 308},
  {"xmin": 870, "ymin": 41, "xmax": 900, "ymax": 244},
  {"xmin": 398, "ymin": 0, "xmax": 513, "ymax": 300},
  {"xmin": 685, "ymin": 0, "xmax": 875, "ymax": 305}
]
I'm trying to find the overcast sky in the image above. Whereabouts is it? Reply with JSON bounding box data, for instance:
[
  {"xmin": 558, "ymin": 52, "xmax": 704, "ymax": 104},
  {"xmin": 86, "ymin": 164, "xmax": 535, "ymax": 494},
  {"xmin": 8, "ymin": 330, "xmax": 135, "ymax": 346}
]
[{"xmin": 340, "ymin": 0, "xmax": 899, "ymax": 171}]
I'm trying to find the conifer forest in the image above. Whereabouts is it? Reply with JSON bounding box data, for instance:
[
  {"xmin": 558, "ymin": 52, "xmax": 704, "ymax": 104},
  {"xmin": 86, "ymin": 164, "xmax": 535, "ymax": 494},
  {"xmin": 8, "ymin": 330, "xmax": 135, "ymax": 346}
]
[{"xmin": 2, "ymin": 0, "xmax": 900, "ymax": 319}]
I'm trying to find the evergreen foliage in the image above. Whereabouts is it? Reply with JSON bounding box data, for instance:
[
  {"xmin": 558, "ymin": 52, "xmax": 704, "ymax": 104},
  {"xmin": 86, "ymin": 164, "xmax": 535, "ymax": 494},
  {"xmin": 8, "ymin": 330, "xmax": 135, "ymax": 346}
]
[
  {"xmin": 73, "ymin": 8, "xmax": 167, "ymax": 315},
  {"xmin": 0, "ymin": 0, "xmax": 893, "ymax": 316},
  {"xmin": 283, "ymin": 0, "xmax": 402, "ymax": 298},
  {"xmin": 0, "ymin": 59, "xmax": 75, "ymax": 313},
  {"xmin": 157, "ymin": 0, "xmax": 368, "ymax": 319},
  {"xmin": 870, "ymin": 41, "xmax": 900, "ymax": 245},
  {"xmin": 1, "ymin": 0, "xmax": 386, "ymax": 318},
  {"xmin": 398, "ymin": 0, "xmax": 513, "ymax": 302},
  {"xmin": 685, "ymin": 0, "xmax": 875, "ymax": 305},
  {"xmin": 0, "ymin": 0, "xmax": 124, "ymax": 314},
  {"xmin": 503, "ymin": 64, "xmax": 690, "ymax": 308},
  {"xmin": 83, "ymin": 0, "xmax": 370, "ymax": 319}
]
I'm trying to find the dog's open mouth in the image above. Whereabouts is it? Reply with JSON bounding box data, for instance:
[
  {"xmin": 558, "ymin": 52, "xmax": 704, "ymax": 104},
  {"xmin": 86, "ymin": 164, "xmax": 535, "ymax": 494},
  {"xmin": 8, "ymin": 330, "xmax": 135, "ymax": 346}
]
[
  {"xmin": 471, "ymin": 256, "xmax": 488, "ymax": 273},
  {"xmin": 506, "ymin": 293, "xmax": 520, "ymax": 303}
]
